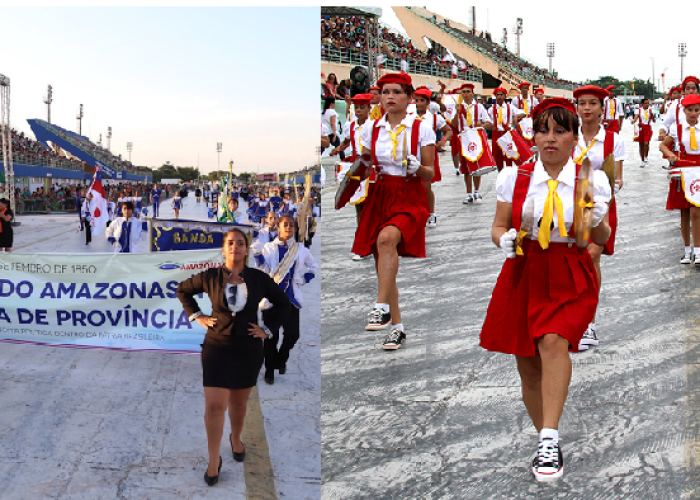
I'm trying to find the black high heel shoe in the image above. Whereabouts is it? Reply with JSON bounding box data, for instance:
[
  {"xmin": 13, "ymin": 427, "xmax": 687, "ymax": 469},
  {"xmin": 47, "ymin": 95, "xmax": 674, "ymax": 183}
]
[
  {"xmin": 230, "ymin": 433, "xmax": 246, "ymax": 462},
  {"xmin": 204, "ymin": 456, "xmax": 222, "ymax": 486}
]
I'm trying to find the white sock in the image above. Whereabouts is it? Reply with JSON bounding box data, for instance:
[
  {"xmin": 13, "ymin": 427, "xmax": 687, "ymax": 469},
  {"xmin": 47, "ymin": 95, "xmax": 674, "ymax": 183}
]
[
  {"xmin": 430, "ymin": 213, "xmax": 436, "ymax": 216},
  {"xmin": 540, "ymin": 428, "xmax": 558, "ymax": 442},
  {"xmin": 686, "ymin": 246, "xmax": 692, "ymax": 255},
  {"xmin": 375, "ymin": 303, "xmax": 390, "ymax": 313},
  {"xmin": 391, "ymin": 323, "xmax": 404, "ymax": 332}
]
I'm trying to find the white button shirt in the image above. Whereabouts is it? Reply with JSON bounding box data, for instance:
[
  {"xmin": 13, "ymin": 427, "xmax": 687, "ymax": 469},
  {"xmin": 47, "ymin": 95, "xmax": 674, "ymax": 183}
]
[
  {"xmin": 360, "ymin": 113, "xmax": 436, "ymax": 176},
  {"xmin": 636, "ymin": 108, "xmax": 654, "ymax": 125},
  {"xmin": 512, "ymin": 95, "xmax": 537, "ymax": 118},
  {"xmin": 573, "ymin": 126, "xmax": 626, "ymax": 170},
  {"xmin": 603, "ymin": 97, "xmax": 624, "ymax": 121},
  {"xmin": 417, "ymin": 110, "xmax": 447, "ymax": 133},
  {"xmin": 496, "ymin": 159, "xmax": 612, "ymax": 243},
  {"xmin": 454, "ymin": 101, "xmax": 491, "ymax": 132},
  {"xmin": 664, "ymin": 102, "xmax": 688, "ymax": 132},
  {"xmin": 341, "ymin": 119, "xmax": 370, "ymax": 156},
  {"xmin": 668, "ymin": 123, "xmax": 700, "ymax": 156},
  {"xmin": 489, "ymin": 102, "xmax": 525, "ymax": 132}
]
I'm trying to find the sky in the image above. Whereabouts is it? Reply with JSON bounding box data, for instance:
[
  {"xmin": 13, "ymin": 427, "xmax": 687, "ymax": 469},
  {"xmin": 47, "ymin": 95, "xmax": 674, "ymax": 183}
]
[
  {"xmin": 380, "ymin": 2, "xmax": 700, "ymax": 91},
  {"xmin": 0, "ymin": 7, "xmax": 319, "ymax": 175}
]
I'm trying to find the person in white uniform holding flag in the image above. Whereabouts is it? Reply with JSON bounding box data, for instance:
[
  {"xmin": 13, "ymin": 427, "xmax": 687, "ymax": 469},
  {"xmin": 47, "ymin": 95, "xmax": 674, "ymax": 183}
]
[{"xmin": 105, "ymin": 201, "xmax": 146, "ymax": 253}]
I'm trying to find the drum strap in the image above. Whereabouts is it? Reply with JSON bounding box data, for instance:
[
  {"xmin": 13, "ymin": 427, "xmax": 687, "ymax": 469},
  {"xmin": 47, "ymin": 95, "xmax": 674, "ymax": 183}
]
[
  {"xmin": 678, "ymin": 104, "xmax": 687, "ymax": 155},
  {"xmin": 604, "ymin": 129, "xmax": 614, "ymax": 158},
  {"xmin": 350, "ymin": 122, "xmax": 357, "ymax": 157}
]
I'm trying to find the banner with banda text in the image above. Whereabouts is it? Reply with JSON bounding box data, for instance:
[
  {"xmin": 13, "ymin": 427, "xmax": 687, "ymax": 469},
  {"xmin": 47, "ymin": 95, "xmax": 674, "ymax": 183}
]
[
  {"xmin": 0, "ymin": 250, "xmax": 225, "ymax": 352},
  {"xmin": 150, "ymin": 218, "xmax": 257, "ymax": 252}
]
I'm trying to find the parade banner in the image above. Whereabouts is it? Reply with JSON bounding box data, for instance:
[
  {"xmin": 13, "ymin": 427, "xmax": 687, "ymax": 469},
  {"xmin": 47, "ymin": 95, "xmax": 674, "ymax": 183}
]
[
  {"xmin": 0, "ymin": 250, "xmax": 224, "ymax": 352},
  {"xmin": 150, "ymin": 218, "xmax": 257, "ymax": 252},
  {"xmin": 681, "ymin": 168, "xmax": 700, "ymax": 207}
]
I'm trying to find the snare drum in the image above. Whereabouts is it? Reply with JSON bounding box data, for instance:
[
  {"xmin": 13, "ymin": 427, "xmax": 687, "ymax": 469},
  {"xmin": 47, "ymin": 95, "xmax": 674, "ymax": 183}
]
[{"xmin": 459, "ymin": 128, "xmax": 497, "ymax": 177}]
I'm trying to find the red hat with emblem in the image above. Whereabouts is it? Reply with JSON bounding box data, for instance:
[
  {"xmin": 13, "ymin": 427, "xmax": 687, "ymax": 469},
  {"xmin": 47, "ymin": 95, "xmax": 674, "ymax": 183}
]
[
  {"xmin": 573, "ymin": 85, "xmax": 609, "ymax": 100},
  {"xmin": 376, "ymin": 73, "xmax": 413, "ymax": 89},
  {"xmin": 532, "ymin": 98, "xmax": 577, "ymax": 122}
]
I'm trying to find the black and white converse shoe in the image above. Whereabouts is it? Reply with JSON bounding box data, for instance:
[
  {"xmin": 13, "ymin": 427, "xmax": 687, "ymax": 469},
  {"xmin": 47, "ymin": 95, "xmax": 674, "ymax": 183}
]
[
  {"xmin": 365, "ymin": 308, "xmax": 391, "ymax": 331},
  {"xmin": 531, "ymin": 438, "xmax": 564, "ymax": 482},
  {"xmin": 681, "ymin": 253, "xmax": 692, "ymax": 265},
  {"xmin": 382, "ymin": 328, "xmax": 406, "ymax": 350},
  {"xmin": 579, "ymin": 325, "xmax": 599, "ymax": 347}
]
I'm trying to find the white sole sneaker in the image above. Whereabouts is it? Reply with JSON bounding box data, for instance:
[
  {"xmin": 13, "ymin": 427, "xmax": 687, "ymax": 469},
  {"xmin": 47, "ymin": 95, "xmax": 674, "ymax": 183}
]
[{"xmin": 577, "ymin": 343, "xmax": 589, "ymax": 351}]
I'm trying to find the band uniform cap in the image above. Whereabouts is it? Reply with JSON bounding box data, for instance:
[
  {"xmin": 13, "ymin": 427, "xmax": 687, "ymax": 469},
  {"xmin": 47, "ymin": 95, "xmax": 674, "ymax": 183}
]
[
  {"xmin": 517, "ymin": 81, "xmax": 531, "ymax": 89},
  {"xmin": 413, "ymin": 87, "xmax": 433, "ymax": 100},
  {"xmin": 532, "ymin": 97, "xmax": 577, "ymax": 122},
  {"xmin": 376, "ymin": 73, "xmax": 412, "ymax": 89},
  {"xmin": 681, "ymin": 94, "xmax": 700, "ymax": 107},
  {"xmin": 460, "ymin": 83, "xmax": 475, "ymax": 90},
  {"xmin": 493, "ymin": 87, "xmax": 508, "ymax": 95},
  {"xmin": 351, "ymin": 94, "xmax": 372, "ymax": 105},
  {"xmin": 573, "ymin": 85, "xmax": 609, "ymax": 100},
  {"xmin": 683, "ymin": 76, "xmax": 700, "ymax": 89}
]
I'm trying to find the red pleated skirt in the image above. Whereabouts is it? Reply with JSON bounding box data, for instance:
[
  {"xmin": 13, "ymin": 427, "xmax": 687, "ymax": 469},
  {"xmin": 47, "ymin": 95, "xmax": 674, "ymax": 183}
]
[
  {"xmin": 431, "ymin": 149, "xmax": 442, "ymax": 183},
  {"xmin": 638, "ymin": 124, "xmax": 653, "ymax": 143},
  {"xmin": 667, "ymin": 178, "xmax": 691, "ymax": 210},
  {"xmin": 352, "ymin": 174, "xmax": 429, "ymax": 258},
  {"xmin": 480, "ymin": 239, "xmax": 599, "ymax": 357}
]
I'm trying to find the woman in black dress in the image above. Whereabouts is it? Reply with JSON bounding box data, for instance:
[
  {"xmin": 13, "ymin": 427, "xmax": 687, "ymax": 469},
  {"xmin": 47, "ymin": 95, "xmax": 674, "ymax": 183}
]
[
  {"xmin": 0, "ymin": 198, "xmax": 14, "ymax": 252},
  {"xmin": 177, "ymin": 228, "xmax": 290, "ymax": 486}
]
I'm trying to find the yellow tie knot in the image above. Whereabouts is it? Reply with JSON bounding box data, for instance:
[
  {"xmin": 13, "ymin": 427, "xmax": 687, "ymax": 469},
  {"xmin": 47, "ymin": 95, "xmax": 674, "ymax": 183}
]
[{"xmin": 538, "ymin": 179, "xmax": 568, "ymax": 250}]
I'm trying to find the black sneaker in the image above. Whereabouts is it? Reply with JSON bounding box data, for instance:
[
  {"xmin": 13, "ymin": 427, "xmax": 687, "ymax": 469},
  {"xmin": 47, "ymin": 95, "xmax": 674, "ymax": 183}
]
[
  {"xmin": 531, "ymin": 438, "xmax": 563, "ymax": 482},
  {"xmin": 366, "ymin": 308, "xmax": 391, "ymax": 331},
  {"xmin": 382, "ymin": 328, "xmax": 406, "ymax": 350}
]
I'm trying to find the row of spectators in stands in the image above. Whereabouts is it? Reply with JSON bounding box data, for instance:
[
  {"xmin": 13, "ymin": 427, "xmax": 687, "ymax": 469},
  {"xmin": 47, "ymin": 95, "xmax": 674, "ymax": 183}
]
[
  {"xmin": 1, "ymin": 128, "xmax": 85, "ymax": 171},
  {"xmin": 36, "ymin": 119, "xmax": 149, "ymax": 176},
  {"xmin": 413, "ymin": 8, "xmax": 577, "ymax": 87}
]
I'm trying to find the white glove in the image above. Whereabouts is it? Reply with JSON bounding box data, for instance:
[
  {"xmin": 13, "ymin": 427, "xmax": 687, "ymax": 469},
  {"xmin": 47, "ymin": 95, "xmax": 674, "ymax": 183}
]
[
  {"xmin": 614, "ymin": 180, "xmax": 621, "ymax": 195},
  {"xmin": 499, "ymin": 228, "xmax": 517, "ymax": 259},
  {"xmin": 406, "ymin": 154, "xmax": 421, "ymax": 175},
  {"xmin": 591, "ymin": 200, "xmax": 608, "ymax": 227}
]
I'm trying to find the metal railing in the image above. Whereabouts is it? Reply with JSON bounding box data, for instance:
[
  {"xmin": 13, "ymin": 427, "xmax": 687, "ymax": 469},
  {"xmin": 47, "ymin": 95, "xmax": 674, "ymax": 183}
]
[{"xmin": 321, "ymin": 44, "xmax": 482, "ymax": 83}]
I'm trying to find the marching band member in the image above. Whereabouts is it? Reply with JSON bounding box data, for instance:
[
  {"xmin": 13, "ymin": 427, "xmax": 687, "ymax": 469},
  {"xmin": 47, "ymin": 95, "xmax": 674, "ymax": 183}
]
[
  {"xmin": 631, "ymin": 98, "xmax": 655, "ymax": 167},
  {"xmin": 658, "ymin": 86, "xmax": 682, "ymax": 147},
  {"xmin": 450, "ymin": 83, "xmax": 491, "ymax": 204},
  {"xmin": 602, "ymin": 85, "xmax": 624, "ymax": 133},
  {"xmin": 512, "ymin": 82, "xmax": 537, "ymax": 147},
  {"xmin": 487, "ymin": 88, "xmax": 525, "ymax": 171},
  {"xmin": 481, "ymin": 98, "xmax": 611, "ymax": 482},
  {"xmin": 106, "ymin": 201, "xmax": 146, "ymax": 253},
  {"xmin": 573, "ymin": 85, "xmax": 625, "ymax": 350},
  {"xmin": 150, "ymin": 183, "xmax": 161, "ymax": 218},
  {"xmin": 534, "ymin": 88, "xmax": 545, "ymax": 104},
  {"xmin": 171, "ymin": 192, "xmax": 182, "ymax": 219},
  {"xmin": 660, "ymin": 93, "xmax": 700, "ymax": 265},
  {"xmin": 368, "ymin": 86, "xmax": 385, "ymax": 121},
  {"xmin": 354, "ymin": 72, "xmax": 435, "ymax": 350},
  {"xmin": 414, "ymin": 85, "xmax": 452, "ymax": 226}
]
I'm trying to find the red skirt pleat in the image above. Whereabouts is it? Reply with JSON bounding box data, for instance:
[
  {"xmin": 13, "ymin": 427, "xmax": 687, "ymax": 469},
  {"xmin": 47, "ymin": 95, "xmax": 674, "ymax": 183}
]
[
  {"xmin": 352, "ymin": 175, "xmax": 429, "ymax": 258},
  {"xmin": 667, "ymin": 178, "xmax": 691, "ymax": 210},
  {"xmin": 480, "ymin": 239, "xmax": 599, "ymax": 357}
]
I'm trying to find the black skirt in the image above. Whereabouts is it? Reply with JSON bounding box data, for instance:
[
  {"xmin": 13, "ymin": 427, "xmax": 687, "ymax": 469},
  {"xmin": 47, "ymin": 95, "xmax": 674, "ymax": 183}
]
[{"xmin": 201, "ymin": 335, "xmax": 264, "ymax": 389}]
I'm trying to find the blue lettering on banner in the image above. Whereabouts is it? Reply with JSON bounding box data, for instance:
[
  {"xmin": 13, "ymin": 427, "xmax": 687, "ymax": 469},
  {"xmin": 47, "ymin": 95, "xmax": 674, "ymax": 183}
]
[{"xmin": 0, "ymin": 309, "xmax": 11, "ymax": 323}]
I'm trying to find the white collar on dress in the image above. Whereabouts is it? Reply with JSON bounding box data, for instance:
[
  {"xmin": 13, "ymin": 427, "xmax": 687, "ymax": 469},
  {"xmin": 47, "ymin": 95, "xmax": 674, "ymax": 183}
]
[{"xmin": 532, "ymin": 158, "xmax": 576, "ymax": 188}]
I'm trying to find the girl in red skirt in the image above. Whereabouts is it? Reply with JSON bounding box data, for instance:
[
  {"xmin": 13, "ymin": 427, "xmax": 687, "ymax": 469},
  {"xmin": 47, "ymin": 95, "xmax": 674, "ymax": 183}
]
[
  {"xmin": 353, "ymin": 72, "xmax": 436, "ymax": 350},
  {"xmin": 480, "ymin": 98, "xmax": 612, "ymax": 482},
  {"xmin": 660, "ymin": 94, "xmax": 700, "ymax": 265},
  {"xmin": 572, "ymin": 85, "xmax": 626, "ymax": 350}
]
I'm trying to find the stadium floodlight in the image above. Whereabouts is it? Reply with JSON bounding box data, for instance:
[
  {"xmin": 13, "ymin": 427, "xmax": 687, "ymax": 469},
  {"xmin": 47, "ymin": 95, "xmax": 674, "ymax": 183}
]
[
  {"xmin": 43, "ymin": 85, "xmax": 53, "ymax": 124},
  {"xmin": 679, "ymin": 43, "xmax": 688, "ymax": 81},
  {"xmin": 502, "ymin": 28, "xmax": 507, "ymax": 48},
  {"xmin": 0, "ymin": 72, "xmax": 15, "ymax": 212},
  {"xmin": 513, "ymin": 18, "xmax": 523, "ymax": 57},
  {"xmin": 127, "ymin": 142, "xmax": 133, "ymax": 163},
  {"xmin": 547, "ymin": 43, "xmax": 555, "ymax": 73},
  {"xmin": 217, "ymin": 142, "xmax": 222, "ymax": 171},
  {"xmin": 76, "ymin": 104, "xmax": 84, "ymax": 135},
  {"xmin": 107, "ymin": 126, "xmax": 112, "ymax": 152}
]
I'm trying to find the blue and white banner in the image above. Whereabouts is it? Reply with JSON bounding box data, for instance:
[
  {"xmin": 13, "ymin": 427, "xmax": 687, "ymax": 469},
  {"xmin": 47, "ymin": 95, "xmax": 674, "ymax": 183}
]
[
  {"xmin": 150, "ymin": 218, "xmax": 257, "ymax": 252},
  {"xmin": 0, "ymin": 250, "xmax": 224, "ymax": 352}
]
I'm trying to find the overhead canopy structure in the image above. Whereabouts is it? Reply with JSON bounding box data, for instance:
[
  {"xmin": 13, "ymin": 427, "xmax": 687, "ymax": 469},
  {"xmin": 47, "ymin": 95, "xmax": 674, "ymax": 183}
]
[{"xmin": 321, "ymin": 7, "xmax": 383, "ymax": 85}]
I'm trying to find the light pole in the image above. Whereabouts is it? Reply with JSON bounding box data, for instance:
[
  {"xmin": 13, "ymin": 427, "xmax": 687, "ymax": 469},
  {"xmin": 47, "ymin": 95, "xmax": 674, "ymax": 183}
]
[
  {"xmin": 547, "ymin": 43, "xmax": 555, "ymax": 74},
  {"xmin": 513, "ymin": 18, "xmax": 523, "ymax": 58},
  {"xmin": 216, "ymin": 142, "xmax": 222, "ymax": 172},
  {"xmin": 43, "ymin": 85, "xmax": 52, "ymax": 124},
  {"xmin": 107, "ymin": 127, "xmax": 112, "ymax": 152},
  {"xmin": 650, "ymin": 57, "xmax": 655, "ymax": 98},
  {"xmin": 679, "ymin": 43, "xmax": 688, "ymax": 81},
  {"xmin": 127, "ymin": 142, "xmax": 133, "ymax": 163},
  {"xmin": 76, "ymin": 104, "xmax": 84, "ymax": 135}
]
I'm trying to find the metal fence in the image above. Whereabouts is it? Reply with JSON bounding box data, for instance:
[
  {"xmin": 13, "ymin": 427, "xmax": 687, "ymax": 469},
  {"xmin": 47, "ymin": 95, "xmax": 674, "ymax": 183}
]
[{"xmin": 321, "ymin": 44, "xmax": 483, "ymax": 83}]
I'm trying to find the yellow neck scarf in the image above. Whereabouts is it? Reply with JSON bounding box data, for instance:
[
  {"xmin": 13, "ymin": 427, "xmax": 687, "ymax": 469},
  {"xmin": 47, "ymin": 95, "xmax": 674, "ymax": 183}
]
[
  {"xmin": 538, "ymin": 179, "xmax": 568, "ymax": 249},
  {"xmin": 573, "ymin": 139, "xmax": 598, "ymax": 165},
  {"xmin": 387, "ymin": 125, "xmax": 407, "ymax": 161}
]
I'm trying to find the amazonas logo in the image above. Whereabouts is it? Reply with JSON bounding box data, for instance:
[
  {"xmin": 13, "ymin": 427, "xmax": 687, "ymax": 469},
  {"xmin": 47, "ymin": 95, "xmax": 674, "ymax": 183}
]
[{"xmin": 155, "ymin": 261, "xmax": 222, "ymax": 273}]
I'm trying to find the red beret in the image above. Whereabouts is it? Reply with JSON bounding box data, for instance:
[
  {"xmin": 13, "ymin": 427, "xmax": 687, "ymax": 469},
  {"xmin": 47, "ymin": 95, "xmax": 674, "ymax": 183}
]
[
  {"xmin": 573, "ymin": 85, "xmax": 609, "ymax": 100},
  {"xmin": 682, "ymin": 94, "xmax": 700, "ymax": 107},
  {"xmin": 459, "ymin": 83, "xmax": 475, "ymax": 90},
  {"xmin": 368, "ymin": 86, "xmax": 381, "ymax": 92},
  {"xmin": 534, "ymin": 88, "xmax": 545, "ymax": 95},
  {"xmin": 351, "ymin": 94, "xmax": 372, "ymax": 105},
  {"xmin": 493, "ymin": 87, "xmax": 507, "ymax": 95},
  {"xmin": 376, "ymin": 73, "xmax": 412, "ymax": 89},
  {"xmin": 413, "ymin": 87, "xmax": 432, "ymax": 100},
  {"xmin": 606, "ymin": 85, "xmax": 615, "ymax": 91},
  {"xmin": 517, "ymin": 81, "xmax": 531, "ymax": 89},
  {"xmin": 683, "ymin": 76, "xmax": 700, "ymax": 89},
  {"xmin": 671, "ymin": 86, "xmax": 682, "ymax": 93},
  {"xmin": 532, "ymin": 98, "xmax": 577, "ymax": 122}
]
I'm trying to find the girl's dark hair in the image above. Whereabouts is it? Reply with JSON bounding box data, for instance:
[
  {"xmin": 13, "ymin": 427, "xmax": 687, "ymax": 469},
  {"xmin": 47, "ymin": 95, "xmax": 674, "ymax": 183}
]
[
  {"xmin": 327, "ymin": 73, "xmax": 338, "ymax": 84},
  {"xmin": 0, "ymin": 198, "xmax": 8, "ymax": 207},
  {"xmin": 533, "ymin": 107, "xmax": 579, "ymax": 136},
  {"xmin": 224, "ymin": 228, "xmax": 250, "ymax": 249},
  {"xmin": 323, "ymin": 97, "xmax": 335, "ymax": 113}
]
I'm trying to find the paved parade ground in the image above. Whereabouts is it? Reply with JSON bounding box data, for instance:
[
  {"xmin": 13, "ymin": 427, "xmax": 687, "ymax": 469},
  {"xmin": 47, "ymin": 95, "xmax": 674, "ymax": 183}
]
[
  {"xmin": 0, "ymin": 195, "xmax": 321, "ymax": 500},
  {"xmin": 321, "ymin": 121, "xmax": 700, "ymax": 499}
]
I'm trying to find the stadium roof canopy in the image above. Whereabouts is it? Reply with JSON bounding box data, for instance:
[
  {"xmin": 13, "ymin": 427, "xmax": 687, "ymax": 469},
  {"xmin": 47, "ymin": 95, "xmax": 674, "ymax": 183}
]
[{"xmin": 321, "ymin": 7, "xmax": 381, "ymax": 18}]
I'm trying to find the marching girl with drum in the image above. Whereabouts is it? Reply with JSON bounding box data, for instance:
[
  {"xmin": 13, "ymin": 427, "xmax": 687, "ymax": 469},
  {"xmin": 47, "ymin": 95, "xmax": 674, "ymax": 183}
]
[
  {"xmin": 480, "ymin": 98, "xmax": 611, "ymax": 481},
  {"xmin": 572, "ymin": 85, "xmax": 625, "ymax": 350},
  {"xmin": 353, "ymin": 72, "xmax": 435, "ymax": 350}
]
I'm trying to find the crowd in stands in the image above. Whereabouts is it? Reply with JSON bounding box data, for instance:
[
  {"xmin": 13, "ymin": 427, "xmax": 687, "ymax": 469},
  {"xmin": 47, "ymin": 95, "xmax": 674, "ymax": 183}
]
[
  {"xmin": 1, "ymin": 128, "xmax": 85, "ymax": 171},
  {"xmin": 321, "ymin": 15, "xmax": 481, "ymax": 86},
  {"xmin": 36, "ymin": 119, "xmax": 149, "ymax": 176},
  {"xmin": 408, "ymin": 7, "xmax": 577, "ymax": 89}
]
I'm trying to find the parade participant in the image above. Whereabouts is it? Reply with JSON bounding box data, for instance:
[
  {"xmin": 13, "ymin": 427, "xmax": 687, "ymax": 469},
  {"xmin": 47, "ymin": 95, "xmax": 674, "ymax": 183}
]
[
  {"xmin": 149, "ymin": 183, "xmax": 161, "ymax": 218},
  {"xmin": 105, "ymin": 201, "xmax": 146, "ymax": 253},
  {"xmin": 177, "ymin": 228, "xmax": 290, "ymax": 485},
  {"xmin": 269, "ymin": 189, "xmax": 281, "ymax": 213},
  {"xmin": 660, "ymin": 94, "xmax": 700, "ymax": 265},
  {"xmin": 252, "ymin": 212, "xmax": 279, "ymax": 255},
  {"xmin": 534, "ymin": 88, "xmax": 545, "ymax": 104},
  {"xmin": 0, "ymin": 198, "xmax": 14, "ymax": 252},
  {"xmin": 414, "ymin": 86, "xmax": 452, "ymax": 226},
  {"xmin": 368, "ymin": 86, "xmax": 385, "ymax": 121},
  {"xmin": 80, "ymin": 191, "xmax": 93, "ymax": 245},
  {"xmin": 171, "ymin": 192, "xmax": 182, "ymax": 219},
  {"xmin": 279, "ymin": 192, "xmax": 296, "ymax": 218},
  {"xmin": 195, "ymin": 186, "xmax": 202, "ymax": 203},
  {"xmin": 658, "ymin": 87, "xmax": 682, "ymax": 146},
  {"xmin": 450, "ymin": 83, "xmax": 490, "ymax": 203},
  {"xmin": 602, "ymin": 86, "xmax": 624, "ymax": 133},
  {"xmin": 632, "ymin": 98, "xmax": 655, "ymax": 167},
  {"xmin": 480, "ymin": 98, "xmax": 611, "ymax": 482},
  {"xmin": 322, "ymin": 97, "xmax": 342, "ymax": 158},
  {"xmin": 487, "ymin": 88, "xmax": 525, "ymax": 171},
  {"xmin": 255, "ymin": 215, "xmax": 318, "ymax": 384},
  {"xmin": 512, "ymin": 82, "xmax": 537, "ymax": 146},
  {"xmin": 353, "ymin": 72, "xmax": 436, "ymax": 349},
  {"xmin": 573, "ymin": 85, "xmax": 626, "ymax": 350},
  {"xmin": 219, "ymin": 197, "xmax": 250, "ymax": 225}
]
